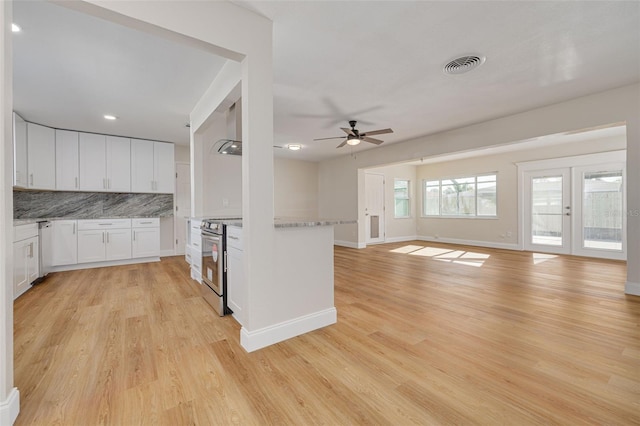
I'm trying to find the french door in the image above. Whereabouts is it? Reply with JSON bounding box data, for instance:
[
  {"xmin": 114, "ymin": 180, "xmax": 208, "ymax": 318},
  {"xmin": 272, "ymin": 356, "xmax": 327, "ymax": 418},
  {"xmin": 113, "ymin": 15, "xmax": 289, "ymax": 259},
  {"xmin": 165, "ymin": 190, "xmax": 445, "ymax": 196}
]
[{"xmin": 524, "ymin": 163, "xmax": 625, "ymax": 260}]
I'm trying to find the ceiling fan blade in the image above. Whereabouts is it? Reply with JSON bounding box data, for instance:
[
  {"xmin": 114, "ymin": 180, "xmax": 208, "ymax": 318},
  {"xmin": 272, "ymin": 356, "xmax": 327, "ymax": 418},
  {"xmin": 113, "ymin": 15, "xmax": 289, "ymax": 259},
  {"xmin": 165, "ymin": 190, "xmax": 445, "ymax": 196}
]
[
  {"xmin": 341, "ymin": 127, "xmax": 356, "ymax": 136},
  {"xmin": 362, "ymin": 128, "xmax": 393, "ymax": 137},
  {"xmin": 336, "ymin": 140, "xmax": 348, "ymax": 148},
  {"xmin": 313, "ymin": 136, "xmax": 345, "ymax": 141},
  {"xmin": 363, "ymin": 136, "xmax": 384, "ymax": 145}
]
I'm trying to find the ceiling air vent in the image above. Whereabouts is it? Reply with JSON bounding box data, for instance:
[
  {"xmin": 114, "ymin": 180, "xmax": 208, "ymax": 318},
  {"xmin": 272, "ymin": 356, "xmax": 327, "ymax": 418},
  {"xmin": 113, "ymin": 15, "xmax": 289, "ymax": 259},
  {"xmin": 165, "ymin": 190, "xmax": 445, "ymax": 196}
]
[{"xmin": 443, "ymin": 55, "xmax": 486, "ymax": 75}]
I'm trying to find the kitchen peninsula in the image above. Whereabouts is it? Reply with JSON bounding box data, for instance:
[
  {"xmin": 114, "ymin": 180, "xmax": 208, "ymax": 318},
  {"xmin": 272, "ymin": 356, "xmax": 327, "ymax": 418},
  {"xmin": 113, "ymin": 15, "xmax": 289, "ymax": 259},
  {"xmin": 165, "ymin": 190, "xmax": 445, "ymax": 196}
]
[{"xmin": 211, "ymin": 217, "xmax": 355, "ymax": 352}]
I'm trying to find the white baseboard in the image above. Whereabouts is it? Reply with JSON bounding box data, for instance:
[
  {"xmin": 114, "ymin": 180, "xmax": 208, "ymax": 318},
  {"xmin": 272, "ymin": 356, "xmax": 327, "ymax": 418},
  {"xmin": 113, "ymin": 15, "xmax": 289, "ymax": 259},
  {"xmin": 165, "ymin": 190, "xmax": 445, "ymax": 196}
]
[
  {"xmin": 160, "ymin": 249, "xmax": 175, "ymax": 257},
  {"xmin": 417, "ymin": 235, "xmax": 520, "ymax": 251},
  {"xmin": 240, "ymin": 307, "xmax": 337, "ymax": 352},
  {"xmin": 384, "ymin": 235, "xmax": 419, "ymax": 244},
  {"xmin": 47, "ymin": 256, "xmax": 160, "ymax": 273},
  {"xmin": 0, "ymin": 388, "xmax": 20, "ymax": 426},
  {"xmin": 625, "ymin": 281, "xmax": 640, "ymax": 296},
  {"xmin": 334, "ymin": 240, "xmax": 365, "ymax": 249}
]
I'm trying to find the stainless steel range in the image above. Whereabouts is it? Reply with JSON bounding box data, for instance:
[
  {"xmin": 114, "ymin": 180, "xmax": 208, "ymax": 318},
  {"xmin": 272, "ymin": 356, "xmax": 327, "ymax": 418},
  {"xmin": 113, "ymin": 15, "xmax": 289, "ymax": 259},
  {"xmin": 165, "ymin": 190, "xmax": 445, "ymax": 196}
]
[{"xmin": 200, "ymin": 218, "xmax": 240, "ymax": 316}]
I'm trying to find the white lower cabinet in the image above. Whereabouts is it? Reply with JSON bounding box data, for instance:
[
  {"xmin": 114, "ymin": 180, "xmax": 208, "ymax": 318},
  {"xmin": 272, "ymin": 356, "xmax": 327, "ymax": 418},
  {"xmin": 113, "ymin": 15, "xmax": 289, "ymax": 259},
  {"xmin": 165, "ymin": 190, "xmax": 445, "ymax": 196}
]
[
  {"xmin": 51, "ymin": 220, "xmax": 78, "ymax": 266},
  {"xmin": 226, "ymin": 226, "xmax": 245, "ymax": 325},
  {"xmin": 132, "ymin": 218, "xmax": 160, "ymax": 258},
  {"xmin": 77, "ymin": 219, "xmax": 132, "ymax": 264},
  {"xmin": 13, "ymin": 224, "xmax": 39, "ymax": 299}
]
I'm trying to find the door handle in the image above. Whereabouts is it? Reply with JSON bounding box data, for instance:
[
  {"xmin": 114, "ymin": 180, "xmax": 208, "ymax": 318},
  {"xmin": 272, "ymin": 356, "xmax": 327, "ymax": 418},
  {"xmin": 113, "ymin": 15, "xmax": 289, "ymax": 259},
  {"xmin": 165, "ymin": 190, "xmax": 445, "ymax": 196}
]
[{"xmin": 565, "ymin": 213, "xmax": 571, "ymax": 216}]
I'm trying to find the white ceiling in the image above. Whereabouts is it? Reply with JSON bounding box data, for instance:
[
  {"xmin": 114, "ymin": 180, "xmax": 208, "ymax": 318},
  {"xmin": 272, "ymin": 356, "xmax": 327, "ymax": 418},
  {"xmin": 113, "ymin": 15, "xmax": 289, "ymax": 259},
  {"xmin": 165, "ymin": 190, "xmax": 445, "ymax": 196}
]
[{"xmin": 12, "ymin": 1, "xmax": 640, "ymax": 162}]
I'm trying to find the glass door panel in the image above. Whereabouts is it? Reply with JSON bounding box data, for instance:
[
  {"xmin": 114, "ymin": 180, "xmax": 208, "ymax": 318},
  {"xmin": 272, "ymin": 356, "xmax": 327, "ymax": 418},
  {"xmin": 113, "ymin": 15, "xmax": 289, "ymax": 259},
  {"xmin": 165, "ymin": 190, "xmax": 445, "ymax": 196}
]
[
  {"xmin": 582, "ymin": 170, "xmax": 623, "ymax": 251},
  {"xmin": 524, "ymin": 168, "xmax": 571, "ymax": 254},
  {"xmin": 531, "ymin": 176, "xmax": 564, "ymax": 246}
]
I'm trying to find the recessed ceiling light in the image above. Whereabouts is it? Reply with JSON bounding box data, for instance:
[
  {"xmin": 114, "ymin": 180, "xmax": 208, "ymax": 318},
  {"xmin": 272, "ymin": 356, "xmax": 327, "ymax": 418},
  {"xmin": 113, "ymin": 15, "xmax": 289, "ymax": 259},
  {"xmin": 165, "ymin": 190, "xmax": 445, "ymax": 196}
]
[
  {"xmin": 287, "ymin": 144, "xmax": 301, "ymax": 151},
  {"xmin": 12, "ymin": 23, "xmax": 21, "ymax": 33},
  {"xmin": 104, "ymin": 114, "xmax": 117, "ymax": 120}
]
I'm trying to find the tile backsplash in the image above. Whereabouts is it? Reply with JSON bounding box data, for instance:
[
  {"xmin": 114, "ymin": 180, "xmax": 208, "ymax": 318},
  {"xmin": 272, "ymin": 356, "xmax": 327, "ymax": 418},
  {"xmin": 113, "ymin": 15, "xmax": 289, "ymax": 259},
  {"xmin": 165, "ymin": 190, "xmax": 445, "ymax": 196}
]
[{"xmin": 14, "ymin": 190, "xmax": 173, "ymax": 219}]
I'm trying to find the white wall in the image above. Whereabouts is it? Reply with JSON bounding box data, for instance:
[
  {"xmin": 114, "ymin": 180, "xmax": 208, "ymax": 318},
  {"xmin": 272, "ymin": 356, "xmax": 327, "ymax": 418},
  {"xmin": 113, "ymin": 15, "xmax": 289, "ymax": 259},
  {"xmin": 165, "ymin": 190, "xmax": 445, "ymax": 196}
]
[
  {"xmin": 200, "ymin": 113, "xmax": 243, "ymax": 217},
  {"xmin": 318, "ymin": 83, "xmax": 640, "ymax": 293},
  {"xmin": 366, "ymin": 163, "xmax": 417, "ymax": 242},
  {"xmin": 174, "ymin": 144, "xmax": 189, "ymax": 163},
  {"xmin": 199, "ymin": 114, "xmax": 319, "ymax": 219},
  {"xmin": 415, "ymin": 135, "xmax": 626, "ymax": 246},
  {"xmin": 274, "ymin": 158, "xmax": 318, "ymax": 218},
  {"xmin": 0, "ymin": 2, "xmax": 18, "ymax": 423}
]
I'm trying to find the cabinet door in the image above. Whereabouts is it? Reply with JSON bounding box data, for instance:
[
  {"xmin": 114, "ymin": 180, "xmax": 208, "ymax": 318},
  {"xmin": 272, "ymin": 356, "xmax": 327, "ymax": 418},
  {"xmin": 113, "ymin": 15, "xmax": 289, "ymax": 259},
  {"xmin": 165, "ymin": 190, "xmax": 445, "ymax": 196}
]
[
  {"xmin": 27, "ymin": 236, "xmax": 40, "ymax": 284},
  {"xmin": 79, "ymin": 133, "xmax": 107, "ymax": 191},
  {"xmin": 13, "ymin": 241, "xmax": 29, "ymax": 299},
  {"xmin": 27, "ymin": 123, "xmax": 56, "ymax": 190},
  {"xmin": 227, "ymin": 246, "xmax": 245, "ymax": 326},
  {"xmin": 154, "ymin": 142, "xmax": 175, "ymax": 193},
  {"xmin": 77, "ymin": 230, "xmax": 106, "ymax": 263},
  {"xmin": 52, "ymin": 220, "xmax": 78, "ymax": 266},
  {"xmin": 105, "ymin": 229, "xmax": 132, "ymax": 261},
  {"xmin": 131, "ymin": 139, "xmax": 155, "ymax": 192},
  {"xmin": 106, "ymin": 136, "xmax": 131, "ymax": 192},
  {"xmin": 132, "ymin": 227, "xmax": 160, "ymax": 258},
  {"xmin": 55, "ymin": 130, "xmax": 80, "ymax": 190},
  {"xmin": 13, "ymin": 112, "xmax": 28, "ymax": 187}
]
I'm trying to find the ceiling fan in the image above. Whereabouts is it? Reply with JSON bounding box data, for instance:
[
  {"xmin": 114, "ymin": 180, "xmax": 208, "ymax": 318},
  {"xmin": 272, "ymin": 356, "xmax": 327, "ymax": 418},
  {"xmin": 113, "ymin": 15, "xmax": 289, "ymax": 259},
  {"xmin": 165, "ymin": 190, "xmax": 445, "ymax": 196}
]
[{"xmin": 314, "ymin": 120, "xmax": 393, "ymax": 148}]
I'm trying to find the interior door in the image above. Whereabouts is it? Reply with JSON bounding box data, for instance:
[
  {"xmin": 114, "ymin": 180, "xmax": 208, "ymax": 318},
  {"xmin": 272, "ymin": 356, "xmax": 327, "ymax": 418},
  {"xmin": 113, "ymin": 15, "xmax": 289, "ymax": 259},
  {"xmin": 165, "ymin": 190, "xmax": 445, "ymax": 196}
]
[
  {"xmin": 175, "ymin": 162, "xmax": 191, "ymax": 255},
  {"xmin": 524, "ymin": 168, "xmax": 571, "ymax": 254},
  {"xmin": 365, "ymin": 173, "xmax": 385, "ymax": 244}
]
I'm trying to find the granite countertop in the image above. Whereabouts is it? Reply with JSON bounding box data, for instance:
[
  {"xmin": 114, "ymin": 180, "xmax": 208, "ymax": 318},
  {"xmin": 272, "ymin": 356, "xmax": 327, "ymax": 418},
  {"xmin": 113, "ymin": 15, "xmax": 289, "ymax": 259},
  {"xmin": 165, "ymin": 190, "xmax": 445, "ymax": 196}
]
[
  {"xmin": 223, "ymin": 218, "xmax": 356, "ymax": 229},
  {"xmin": 14, "ymin": 215, "xmax": 166, "ymax": 226}
]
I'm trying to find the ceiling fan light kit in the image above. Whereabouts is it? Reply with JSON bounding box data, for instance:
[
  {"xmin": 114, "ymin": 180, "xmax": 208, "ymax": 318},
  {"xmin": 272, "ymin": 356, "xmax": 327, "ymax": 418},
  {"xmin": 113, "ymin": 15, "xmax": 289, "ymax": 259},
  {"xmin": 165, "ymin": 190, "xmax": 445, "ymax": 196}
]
[{"xmin": 314, "ymin": 120, "xmax": 393, "ymax": 149}]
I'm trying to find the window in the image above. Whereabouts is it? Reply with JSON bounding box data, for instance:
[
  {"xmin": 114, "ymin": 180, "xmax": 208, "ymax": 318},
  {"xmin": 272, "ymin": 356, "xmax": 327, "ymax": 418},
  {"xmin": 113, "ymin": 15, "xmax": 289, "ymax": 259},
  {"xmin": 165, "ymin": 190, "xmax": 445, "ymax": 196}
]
[
  {"xmin": 394, "ymin": 179, "xmax": 410, "ymax": 218},
  {"xmin": 423, "ymin": 174, "xmax": 497, "ymax": 217}
]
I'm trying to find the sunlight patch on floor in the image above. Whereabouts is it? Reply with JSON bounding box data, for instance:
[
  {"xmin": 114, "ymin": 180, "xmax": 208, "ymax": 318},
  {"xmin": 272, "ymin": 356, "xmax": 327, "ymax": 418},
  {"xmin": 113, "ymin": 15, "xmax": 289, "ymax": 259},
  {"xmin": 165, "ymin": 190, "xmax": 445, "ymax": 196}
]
[
  {"xmin": 390, "ymin": 245, "xmax": 490, "ymax": 267},
  {"xmin": 533, "ymin": 252, "xmax": 558, "ymax": 265}
]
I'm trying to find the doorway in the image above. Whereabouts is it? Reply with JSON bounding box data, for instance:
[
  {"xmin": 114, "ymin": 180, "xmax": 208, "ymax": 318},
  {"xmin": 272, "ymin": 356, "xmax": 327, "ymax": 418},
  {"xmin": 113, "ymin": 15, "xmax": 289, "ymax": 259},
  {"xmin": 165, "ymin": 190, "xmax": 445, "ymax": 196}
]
[
  {"xmin": 365, "ymin": 173, "xmax": 385, "ymax": 244},
  {"xmin": 521, "ymin": 152, "xmax": 626, "ymax": 260}
]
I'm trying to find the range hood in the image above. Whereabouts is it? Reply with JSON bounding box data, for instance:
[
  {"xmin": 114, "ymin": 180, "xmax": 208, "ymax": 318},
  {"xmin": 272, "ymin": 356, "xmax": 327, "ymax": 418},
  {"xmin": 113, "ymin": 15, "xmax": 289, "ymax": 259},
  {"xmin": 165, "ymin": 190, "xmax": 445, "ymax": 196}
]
[{"xmin": 214, "ymin": 100, "xmax": 242, "ymax": 156}]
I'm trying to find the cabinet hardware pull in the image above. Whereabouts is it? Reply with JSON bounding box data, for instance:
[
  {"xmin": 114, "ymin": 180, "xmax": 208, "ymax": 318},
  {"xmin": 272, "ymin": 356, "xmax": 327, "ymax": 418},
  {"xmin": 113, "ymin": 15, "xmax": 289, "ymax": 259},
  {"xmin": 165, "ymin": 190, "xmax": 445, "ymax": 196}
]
[
  {"xmin": 75, "ymin": 177, "xmax": 78, "ymax": 188},
  {"xmin": 108, "ymin": 178, "xmax": 111, "ymax": 189},
  {"xmin": 30, "ymin": 174, "xmax": 33, "ymax": 186},
  {"xmin": 102, "ymin": 232, "xmax": 105, "ymax": 243},
  {"xmin": 133, "ymin": 231, "xmax": 136, "ymax": 241},
  {"xmin": 107, "ymin": 232, "xmax": 110, "ymax": 243},
  {"xmin": 141, "ymin": 221, "xmax": 152, "ymax": 224},
  {"xmin": 99, "ymin": 223, "xmax": 113, "ymax": 226},
  {"xmin": 228, "ymin": 236, "xmax": 239, "ymax": 240},
  {"xmin": 73, "ymin": 223, "xmax": 76, "ymax": 234}
]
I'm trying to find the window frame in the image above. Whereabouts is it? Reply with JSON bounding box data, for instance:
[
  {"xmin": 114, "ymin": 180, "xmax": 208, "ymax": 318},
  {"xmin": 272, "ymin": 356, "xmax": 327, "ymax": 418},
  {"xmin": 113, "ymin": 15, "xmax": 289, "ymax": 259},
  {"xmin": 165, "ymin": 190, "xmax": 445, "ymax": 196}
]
[
  {"xmin": 422, "ymin": 173, "xmax": 498, "ymax": 218},
  {"xmin": 393, "ymin": 178, "xmax": 411, "ymax": 219}
]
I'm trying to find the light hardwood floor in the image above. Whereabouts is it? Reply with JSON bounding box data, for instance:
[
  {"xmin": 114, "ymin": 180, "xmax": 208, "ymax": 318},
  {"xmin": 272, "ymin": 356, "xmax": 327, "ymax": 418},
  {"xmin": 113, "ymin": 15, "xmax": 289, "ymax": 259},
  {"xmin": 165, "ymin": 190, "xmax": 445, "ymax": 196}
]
[{"xmin": 14, "ymin": 242, "xmax": 640, "ymax": 425}]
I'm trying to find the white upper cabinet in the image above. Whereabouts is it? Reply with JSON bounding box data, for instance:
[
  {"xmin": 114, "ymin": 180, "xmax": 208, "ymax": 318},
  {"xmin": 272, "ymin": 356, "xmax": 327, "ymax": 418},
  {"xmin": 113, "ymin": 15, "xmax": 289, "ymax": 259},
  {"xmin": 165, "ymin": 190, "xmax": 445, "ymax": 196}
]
[
  {"xmin": 79, "ymin": 133, "xmax": 107, "ymax": 191},
  {"xmin": 55, "ymin": 130, "xmax": 80, "ymax": 191},
  {"xmin": 13, "ymin": 112, "xmax": 28, "ymax": 188},
  {"xmin": 27, "ymin": 122, "xmax": 56, "ymax": 190},
  {"xmin": 79, "ymin": 133, "xmax": 131, "ymax": 192},
  {"xmin": 154, "ymin": 141, "xmax": 175, "ymax": 193},
  {"xmin": 131, "ymin": 139, "xmax": 174, "ymax": 193},
  {"xmin": 106, "ymin": 136, "xmax": 131, "ymax": 192}
]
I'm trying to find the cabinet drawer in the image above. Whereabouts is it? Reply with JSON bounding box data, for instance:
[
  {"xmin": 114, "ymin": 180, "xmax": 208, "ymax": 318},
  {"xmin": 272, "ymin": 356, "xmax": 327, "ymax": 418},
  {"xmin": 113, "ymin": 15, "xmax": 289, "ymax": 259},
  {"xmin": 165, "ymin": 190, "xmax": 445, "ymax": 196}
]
[
  {"xmin": 227, "ymin": 226, "xmax": 243, "ymax": 250},
  {"xmin": 14, "ymin": 223, "xmax": 38, "ymax": 242},
  {"xmin": 191, "ymin": 230, "xmax": 202, "ymax": 250},
  {"xmin": 78, "ymin": 219, "xmax": 131, "ymax": 230},
  {"xmin": 132, "ymin": 218, "xmax": 159, "ymax": 228}
]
